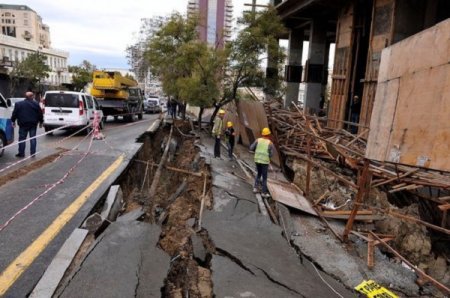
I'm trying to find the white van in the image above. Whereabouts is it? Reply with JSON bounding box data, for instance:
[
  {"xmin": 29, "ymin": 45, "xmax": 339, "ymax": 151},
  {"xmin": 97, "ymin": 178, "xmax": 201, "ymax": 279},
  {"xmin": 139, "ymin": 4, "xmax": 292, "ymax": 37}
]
[
  {"xmin": 43, "ymin": 91, "xmax": 104, "ymax": 134},
  {"xmin": 0, "ymin": 94, "xmax": 14, "ymax": 156}
]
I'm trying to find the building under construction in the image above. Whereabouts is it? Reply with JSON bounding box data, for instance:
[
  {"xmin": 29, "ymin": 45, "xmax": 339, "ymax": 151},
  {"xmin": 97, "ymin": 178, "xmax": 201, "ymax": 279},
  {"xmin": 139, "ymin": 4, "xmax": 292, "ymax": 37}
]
[{"xmin": 273, "ymin": 0, "xmax": 449, "ymax": 132}]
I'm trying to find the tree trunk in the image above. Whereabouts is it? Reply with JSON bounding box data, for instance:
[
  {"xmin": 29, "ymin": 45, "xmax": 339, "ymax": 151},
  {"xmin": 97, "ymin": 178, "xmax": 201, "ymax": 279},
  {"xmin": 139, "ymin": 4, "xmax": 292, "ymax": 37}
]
[
  {"xmin": 197, "ymin": 107, "xmax": 204, "ymax": 130},
  {"xmin": 181, "ymin": 101, "xmax": 186, "ymax": 120}
]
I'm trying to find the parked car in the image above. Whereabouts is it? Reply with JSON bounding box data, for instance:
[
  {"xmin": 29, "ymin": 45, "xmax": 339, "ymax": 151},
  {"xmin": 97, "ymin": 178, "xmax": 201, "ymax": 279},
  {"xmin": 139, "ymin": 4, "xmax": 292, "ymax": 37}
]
[
  {"xmin": 144, "ymin": 96, "xmax": 162, "ymax": 113},
  {"xmin": 0, "ymin": 94, "xmax": 14, "ymax": 157},
  {"xmin": 7, "ymin": 97, "xmax": 24, "ymax": 109},
  {"xmin": 43, "ymin": 91, "xmax": 104, "ymax": 134}
]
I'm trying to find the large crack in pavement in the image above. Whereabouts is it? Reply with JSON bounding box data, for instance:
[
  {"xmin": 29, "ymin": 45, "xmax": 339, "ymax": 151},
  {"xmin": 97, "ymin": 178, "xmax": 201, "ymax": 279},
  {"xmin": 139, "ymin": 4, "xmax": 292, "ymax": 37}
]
[
  {"xmin": 134, "ymin": 250, "xmax": 143, "ymax": 297},
  {"xmin": 56, "ymin": 232, "xmax": 106, "ymax": 296},
  {"xmin": 254, "ymin": 265, "xmax": 307, "ymax": 297},
  {"xmin": 224, "ymin": 190, "xmax": 257, "ymax": 206},
  {"xmin": 215, "ymin": 247, "xmax": 255, "ymax": 275}
]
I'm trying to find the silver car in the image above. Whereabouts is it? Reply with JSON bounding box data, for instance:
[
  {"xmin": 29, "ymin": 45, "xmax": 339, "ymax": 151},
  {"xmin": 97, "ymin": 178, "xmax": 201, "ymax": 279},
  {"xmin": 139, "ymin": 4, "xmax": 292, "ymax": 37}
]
[{"xmin": 144, "ymin": 96, "xmax": 162, "ymax": 113}]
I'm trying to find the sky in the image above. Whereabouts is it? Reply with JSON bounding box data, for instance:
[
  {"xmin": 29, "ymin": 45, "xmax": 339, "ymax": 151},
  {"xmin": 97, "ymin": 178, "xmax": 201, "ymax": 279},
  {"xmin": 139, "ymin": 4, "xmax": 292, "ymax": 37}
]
[{"xmin": 4, "ymin": 0, "xmax": 247, "ymax": 69}]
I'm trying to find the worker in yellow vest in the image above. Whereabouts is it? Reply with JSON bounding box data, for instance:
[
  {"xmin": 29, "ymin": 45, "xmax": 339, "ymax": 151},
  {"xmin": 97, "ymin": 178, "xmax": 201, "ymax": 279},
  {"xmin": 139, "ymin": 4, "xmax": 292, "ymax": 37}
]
[
  {"xmin": 212, "ymin": 109, "xmax": 226, "ymax": 158},
  {"xmin": 249, "ymin": 127, "xmax": 274, "ymax": 198}
]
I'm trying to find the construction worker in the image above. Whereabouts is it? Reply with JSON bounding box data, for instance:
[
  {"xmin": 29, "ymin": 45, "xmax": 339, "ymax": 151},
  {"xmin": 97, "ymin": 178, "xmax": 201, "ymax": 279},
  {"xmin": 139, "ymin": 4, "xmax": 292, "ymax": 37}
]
[
  {"xmin": 224, "ymin": 121, "xmax": 235, "ymax": 160},
  {"xmin": 249, "ymin": 127, "xmax": 274, "ymax": 198},
  {"xmin": 212, "ymin": 109, "xmax": 225, "ymax": 158}
]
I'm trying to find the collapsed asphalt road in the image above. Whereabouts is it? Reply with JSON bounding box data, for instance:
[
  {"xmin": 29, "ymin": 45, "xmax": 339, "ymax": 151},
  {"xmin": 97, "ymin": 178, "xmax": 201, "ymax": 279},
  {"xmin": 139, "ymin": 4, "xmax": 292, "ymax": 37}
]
[
  {"xmin": 0, "ymin": 115, "xmax": 158, "ymax": 297},
  {"xmin": 53, "ymin": 121, "xmax": 353, "ymax": 298}
]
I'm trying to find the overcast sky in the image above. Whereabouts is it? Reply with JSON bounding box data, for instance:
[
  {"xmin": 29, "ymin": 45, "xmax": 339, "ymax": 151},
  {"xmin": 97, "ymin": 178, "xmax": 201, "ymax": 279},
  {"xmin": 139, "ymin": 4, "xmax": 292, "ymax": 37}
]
[{"xmin": 4, "ymin": 0, "xmax": 247, "ymax": 69}]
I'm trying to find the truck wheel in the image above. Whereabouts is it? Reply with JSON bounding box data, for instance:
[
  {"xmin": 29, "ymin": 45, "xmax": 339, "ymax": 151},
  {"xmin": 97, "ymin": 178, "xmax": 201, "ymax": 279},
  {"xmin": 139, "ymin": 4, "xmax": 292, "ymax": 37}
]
[
  {"xmin": 44, "ymin": 126, "xmax": 53, "ymax": 136},
  {"xmin": 114, "ymin": 116, "xmax": 118, "ymax": 121},
  {"xmin": 0, "ymin": 132, "xmax": 5, "ymax": 157},
  {"xmin": 138, "ymin": 112, "xmax": 143, "ymax": 120}
]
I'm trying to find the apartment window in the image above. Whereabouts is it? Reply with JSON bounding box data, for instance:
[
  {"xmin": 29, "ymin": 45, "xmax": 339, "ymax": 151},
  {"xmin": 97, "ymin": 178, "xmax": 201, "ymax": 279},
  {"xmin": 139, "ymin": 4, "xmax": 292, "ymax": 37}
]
[
  {"xmin": 14, "ymin": 50, "xmax": 18, "ymax": 61},
  {"xmin": 2, "ymin": 26, "xmax": 16, "ymax": 37},
  {"xmin": 23, "ymin": 12, "xmax": 28, "ymax": 18},
  {"xmin": 24, "ymin": 19, "xmax": 28, "ymax": 26},
  {"xmin": 21, "ymin": 51, "xmax": 25, "ymax": 61},
  {"xmin": 8, "ymin": 49, "xmax": 12, "ymax": 59}
]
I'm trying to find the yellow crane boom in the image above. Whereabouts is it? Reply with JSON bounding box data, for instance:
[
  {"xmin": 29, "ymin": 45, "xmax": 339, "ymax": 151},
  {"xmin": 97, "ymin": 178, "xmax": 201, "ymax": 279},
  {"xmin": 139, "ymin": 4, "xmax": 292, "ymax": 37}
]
[{"xmin": 91, "ymin": 71, "xmax": 138, "ymax": 100}]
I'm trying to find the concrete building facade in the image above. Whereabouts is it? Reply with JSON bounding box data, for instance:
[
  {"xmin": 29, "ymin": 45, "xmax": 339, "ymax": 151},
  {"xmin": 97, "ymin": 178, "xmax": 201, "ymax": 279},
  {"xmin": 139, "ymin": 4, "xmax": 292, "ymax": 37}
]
[
  {"xmin": 0, "ymin": 4, "xmax": 70, "ymax": 92},
  {"xmin": 187, "ymin": 0, "xmax": 233, "ymax": 48},
  {"xmin": 272, "ymin": 0, "xmax": 450, "ymax": 132}
]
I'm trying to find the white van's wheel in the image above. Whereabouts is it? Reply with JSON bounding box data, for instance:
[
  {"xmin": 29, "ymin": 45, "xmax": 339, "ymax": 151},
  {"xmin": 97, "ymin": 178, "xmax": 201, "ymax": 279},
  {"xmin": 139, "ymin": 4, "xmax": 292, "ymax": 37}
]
[
  {"xmin": 44, "ymin": 126, "xmax": 53, "ymax": 136},
  {"xmin": 0, "ymin": 132, "xmax": 5, "ymax": 157}
]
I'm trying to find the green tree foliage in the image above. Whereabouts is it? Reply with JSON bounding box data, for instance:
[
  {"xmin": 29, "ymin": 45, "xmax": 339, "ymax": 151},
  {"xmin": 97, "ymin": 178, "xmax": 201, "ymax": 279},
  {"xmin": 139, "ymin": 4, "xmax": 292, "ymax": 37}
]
[
  {"xmin": 68, "ymin": 60, "xmax": 96, "ymax": 92},
  {"xmin": 10, "ymin": 52, "xmax": 50, "ymax": 94},
  {"xmin": 142, "ymin": 7, "xmax": 286, "ymax": 124},
  {"xmin": 210, "ymin": 6, "xmax": 287, "ymax": 123},
  {"xmin": 146, "ymin": 13, "xmax": 226, "ymax": 123}
]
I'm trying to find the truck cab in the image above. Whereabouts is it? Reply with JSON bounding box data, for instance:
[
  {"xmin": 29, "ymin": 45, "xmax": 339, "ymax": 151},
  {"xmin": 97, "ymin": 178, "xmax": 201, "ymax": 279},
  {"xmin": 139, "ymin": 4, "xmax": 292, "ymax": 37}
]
[{"xmin": 0, "ymin": 94, "xmax": 14, "ymax": 157}]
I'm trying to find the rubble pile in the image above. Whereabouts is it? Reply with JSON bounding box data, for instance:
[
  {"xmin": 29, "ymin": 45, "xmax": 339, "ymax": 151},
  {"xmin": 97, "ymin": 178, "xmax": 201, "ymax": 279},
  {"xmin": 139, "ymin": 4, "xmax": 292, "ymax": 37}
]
[{"xmin": 265, "ymin": 101, "xmax": 450, "ymax": 290}]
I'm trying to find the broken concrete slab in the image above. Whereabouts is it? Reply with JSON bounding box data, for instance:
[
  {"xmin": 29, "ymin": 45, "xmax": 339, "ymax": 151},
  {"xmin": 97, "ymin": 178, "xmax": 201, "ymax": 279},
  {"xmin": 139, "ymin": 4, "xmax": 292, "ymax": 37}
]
[
  {"xmin": 211, "ymin": 255, "xmax": 299, "ymax": 298},
  {"xmin": 204, "ymin": 211, "xmax": 353, "ymax": 297},
  {"xmin": 116, "ymin": 207, "xmax": 145, "ymax": 222},
  {"xmin": 100, "ymin": 185, "xmax": 123, "ymax": 222},
  {"xmin": 191, "ymin": 234, "xmax": 207, "ymax": 263},
  {"xmin": 291, "ymin": 214, "xmax": 419, "ymax": 296},
  {"xmin": 82, "ymin": 213, "xmax": 107, "ymax": 234},
  {"xmin": 212, "ymin": 187, "xmax": 258, "ymax": 220},
  {"xmin": 59, "ymin": 221, "xmax": 169, "ymax": 298},
  {"xmin": 30, "ymin": 229, "xmax": 88, "ymax": 298}
]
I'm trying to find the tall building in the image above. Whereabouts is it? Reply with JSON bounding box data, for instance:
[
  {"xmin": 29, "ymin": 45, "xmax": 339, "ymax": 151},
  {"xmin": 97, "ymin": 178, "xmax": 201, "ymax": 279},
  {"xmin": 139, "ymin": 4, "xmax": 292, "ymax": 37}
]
[
  {"xmin": 187, "ymin": 0, "xmax": 233, "ymax": 48},
  {"xmin": 0, "ymin": 4, "xmax": 70, "ymax": 89}
]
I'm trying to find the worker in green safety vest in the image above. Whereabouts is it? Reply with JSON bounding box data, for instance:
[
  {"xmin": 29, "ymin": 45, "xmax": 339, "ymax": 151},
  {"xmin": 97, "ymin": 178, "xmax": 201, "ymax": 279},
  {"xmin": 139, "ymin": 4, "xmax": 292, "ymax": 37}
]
[{"xmin": 249, "ymin": 127, "xmax": 274, "ymax": 198}]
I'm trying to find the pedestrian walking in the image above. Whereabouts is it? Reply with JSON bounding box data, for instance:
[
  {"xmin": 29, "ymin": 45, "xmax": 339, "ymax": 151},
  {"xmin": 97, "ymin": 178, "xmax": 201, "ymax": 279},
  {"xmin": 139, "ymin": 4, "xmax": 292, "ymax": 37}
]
[
  {"xmin": 249, "ymin": 127, "xmax": 274, "ymax": 198},
  {"xmin": 170, "ymin": 98, "xmax": 177, "ymax": 119},
  {"xmin": 224, "ymin": 121, "xmax": 235, "ymax": 160},
  {"xmin": 11, "ymin": 91, "xmax": 43, "ymax": 158},
  {"xmin": 212, "ymin": 109, "xmax": 225, "ymax": 158}
]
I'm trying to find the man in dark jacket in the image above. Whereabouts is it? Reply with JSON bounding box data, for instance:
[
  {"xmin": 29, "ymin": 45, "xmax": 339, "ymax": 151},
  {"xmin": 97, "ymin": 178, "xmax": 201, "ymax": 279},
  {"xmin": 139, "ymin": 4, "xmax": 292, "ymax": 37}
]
[{"xmin": 11, "ymin": 91, "xmax": 43, "ymax": 158}]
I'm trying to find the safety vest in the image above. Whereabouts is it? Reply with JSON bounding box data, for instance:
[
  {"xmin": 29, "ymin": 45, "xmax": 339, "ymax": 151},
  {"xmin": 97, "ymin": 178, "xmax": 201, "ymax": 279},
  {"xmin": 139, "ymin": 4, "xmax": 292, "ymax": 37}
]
[{"xmin": 254, "ymin": 138, "xmax": 272, "ymax": 164}]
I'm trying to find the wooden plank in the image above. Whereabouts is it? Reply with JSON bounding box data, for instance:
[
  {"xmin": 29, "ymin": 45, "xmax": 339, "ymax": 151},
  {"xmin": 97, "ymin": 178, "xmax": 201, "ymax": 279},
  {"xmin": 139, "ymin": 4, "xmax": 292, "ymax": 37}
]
[
  {"xmin": 267, "ymin": 180, "xmax": 317, "ymax": 216},
  {"xmin": 367, "ymin": 19, "xmax": 450, "ymax": 172},
  {"xmin": 365, "ymin": 78, "xmax": 399, "ymax": 161}
]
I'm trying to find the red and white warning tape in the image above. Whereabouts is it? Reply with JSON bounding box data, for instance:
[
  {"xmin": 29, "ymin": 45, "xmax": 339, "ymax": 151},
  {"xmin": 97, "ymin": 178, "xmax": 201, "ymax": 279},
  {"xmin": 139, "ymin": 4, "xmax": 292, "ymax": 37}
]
[{"xmin": 0, "ymin": 131, "xmax": 95, "ymax": 232}]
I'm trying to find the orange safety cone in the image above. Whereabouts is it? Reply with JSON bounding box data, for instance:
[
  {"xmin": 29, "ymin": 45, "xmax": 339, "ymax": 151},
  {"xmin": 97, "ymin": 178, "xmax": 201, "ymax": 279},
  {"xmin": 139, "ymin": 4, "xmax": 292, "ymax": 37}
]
[{"xmin": 92, "ymin": 111, "xmax": 105, "ymax": 140}]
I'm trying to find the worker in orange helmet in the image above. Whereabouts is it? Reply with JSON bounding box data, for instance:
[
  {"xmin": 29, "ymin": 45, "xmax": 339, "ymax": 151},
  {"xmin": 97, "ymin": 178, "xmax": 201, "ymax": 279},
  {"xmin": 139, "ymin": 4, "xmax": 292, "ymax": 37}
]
[
  {"xmin": 249, "ymin": 127, "xmax": 274, "ymax": 198},
  {"xmin": 212, "ymin": 109, "xmax": 226, "ymax": 158}
]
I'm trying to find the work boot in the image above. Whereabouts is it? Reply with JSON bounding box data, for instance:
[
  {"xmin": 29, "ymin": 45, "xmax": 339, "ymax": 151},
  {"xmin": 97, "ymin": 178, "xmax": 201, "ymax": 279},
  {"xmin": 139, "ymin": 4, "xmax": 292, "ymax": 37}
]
[
  {"xmin": 252, "ymin": 188, "xmax": 258, "ymax": 193},
  {"xmin": 261, "ymin": 192, "xmax": 271, "ymax": 198}
]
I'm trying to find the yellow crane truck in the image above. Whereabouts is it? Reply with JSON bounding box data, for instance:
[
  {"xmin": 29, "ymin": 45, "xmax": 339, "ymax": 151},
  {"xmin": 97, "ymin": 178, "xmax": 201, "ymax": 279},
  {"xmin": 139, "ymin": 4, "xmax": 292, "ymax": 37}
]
[{"xmin": 90, "ymin": 70, "xmax": 144, "ymax": 122}]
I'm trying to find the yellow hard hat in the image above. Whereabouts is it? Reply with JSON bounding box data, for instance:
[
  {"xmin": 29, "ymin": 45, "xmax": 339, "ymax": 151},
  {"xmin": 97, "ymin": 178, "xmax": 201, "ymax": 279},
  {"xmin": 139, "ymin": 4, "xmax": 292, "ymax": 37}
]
[
  {"xmin": 218, "ymin": 109, "xmax": 226, "ymax": 115},
  {"xmin": 227, "ymin": 121, "xmax": 233, "ymax": 127},
  {"xmin": 261, "ymin": 127, "xmax": 271, "ymax": 136}
]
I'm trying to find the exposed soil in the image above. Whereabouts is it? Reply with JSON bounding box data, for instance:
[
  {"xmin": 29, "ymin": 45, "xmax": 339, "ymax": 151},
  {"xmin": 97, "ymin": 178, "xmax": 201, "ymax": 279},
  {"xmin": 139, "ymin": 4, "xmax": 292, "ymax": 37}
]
[
  {"xmin": 118, "ymin": 120, "xmax": 215, "ymax": 297},
  {"xmin": 292, "ymin": 158, "xmax": 450, "ymax": 291}
]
